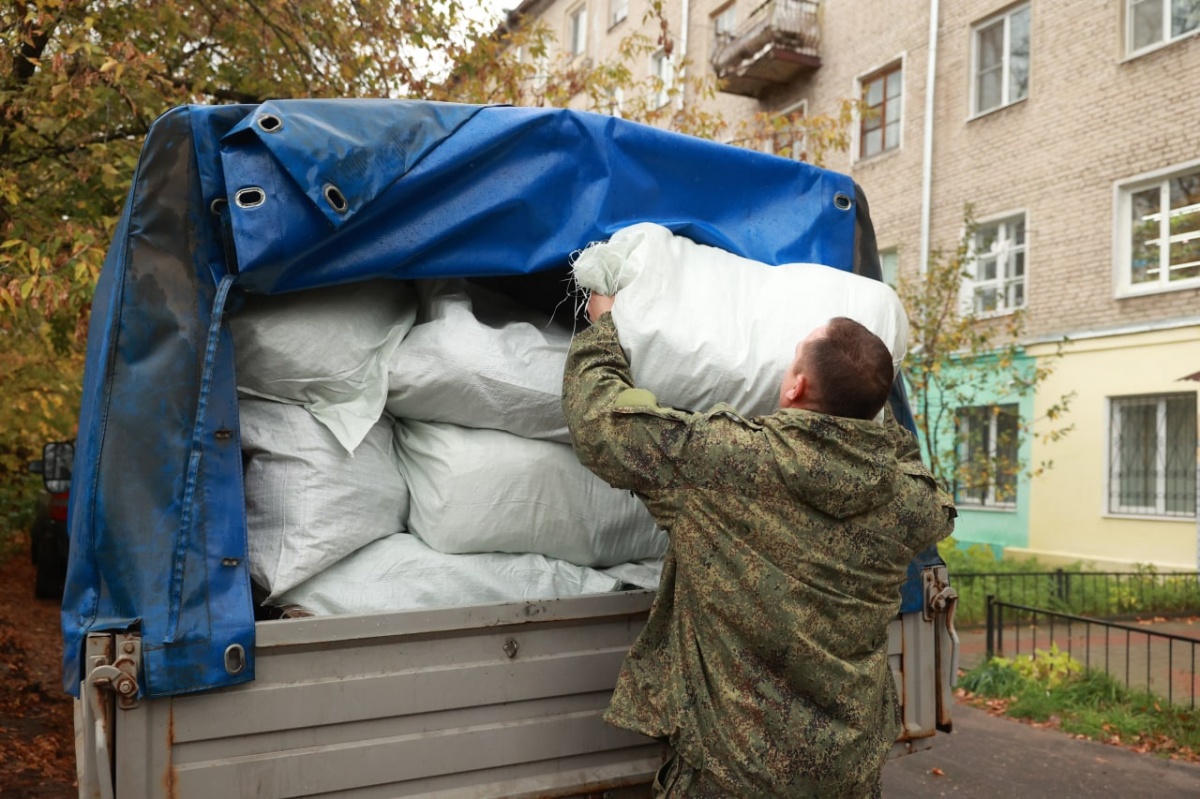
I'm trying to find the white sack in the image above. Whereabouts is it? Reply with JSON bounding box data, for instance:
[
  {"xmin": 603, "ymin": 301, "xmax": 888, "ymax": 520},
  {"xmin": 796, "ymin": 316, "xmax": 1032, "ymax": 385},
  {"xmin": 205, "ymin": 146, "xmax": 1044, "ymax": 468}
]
[
  {"xmin": 397, "ymin": 420, "xmax": 668, "ymax": 568},
  {"xmin": 387, "ymin": 281, "xmax": 573, "ymax": 442},
  {"xmin": 240, "ymin": 399, "xmax": 408, "ymax": 600},
  {"xmin": 273, "ymin": 533, "xmax": 624, "ymax": 616},
  {"xmin": 572, "ymin": 222, "xmax": 909, "ymax": 418},
  {"xmin": 231, "ymin": 280, "xmax": 419, "ymax": 453},
  {"xmin": 601, "ymin": 558, "xmax": 665, "ymax": 590}
]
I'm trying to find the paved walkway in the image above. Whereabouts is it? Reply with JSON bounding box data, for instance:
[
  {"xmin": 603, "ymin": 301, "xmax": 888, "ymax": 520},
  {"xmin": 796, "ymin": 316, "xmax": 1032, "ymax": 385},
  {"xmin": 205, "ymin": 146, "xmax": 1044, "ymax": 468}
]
[
  {"xmin": 884, "ymin": 702, "xmax": 1200, "ymax": 797},
  {"xmin": 957, "ymin": 616, "xmax": 1200, "ymax": 707}
]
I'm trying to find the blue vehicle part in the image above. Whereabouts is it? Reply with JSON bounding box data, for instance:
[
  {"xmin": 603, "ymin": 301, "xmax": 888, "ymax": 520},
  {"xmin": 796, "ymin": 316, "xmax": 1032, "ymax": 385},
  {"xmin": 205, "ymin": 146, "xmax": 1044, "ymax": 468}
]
[{"xmin": 63, "ymin": 99, "xmax": 943, "ymax": 698}]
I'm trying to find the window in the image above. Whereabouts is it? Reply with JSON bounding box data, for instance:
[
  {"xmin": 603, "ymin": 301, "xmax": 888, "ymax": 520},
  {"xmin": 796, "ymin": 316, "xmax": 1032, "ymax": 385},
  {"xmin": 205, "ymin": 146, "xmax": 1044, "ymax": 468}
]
[
  {"xmin": 769, "ymin": 103, "xmax": 807, "ymax": 161},
  {"xmin": 604, "ymin": 86, "xmax": 624, "ymax": 118},
  {"xmin": 712, "ymin": 3, "xmax": 737, "ymax": 53},
  {"xmin": 956, "ymin": 404, "xmax": 1019, "ymax": 508},
  {"xmin": 609, "ymin": 0, "xmax": 628, "ymax": 27},
  {"xmin": 1109, "ymin": 394, "xmax": 1196, "ymax": 516},
  {"xmin": 651, "ymin": 50, "xmax": 674, "ymax": 108},
  {"xmin": 970, "ymin": 214, "xmax": 1027, "ymax": 314},
  {"xmin": 1119, "ymin": 164, "xmax": 1200, "ymax": 293},
  {"xmin": 879, "ymin": 249, "xmax": 898, "ymax": 288},
  {"xmin": 569, "ymin": 5, "xmax": 588, "ymax": 57},
  {"xmin": 972, "ymin": 4, "xmax": 1030, "ymax": 115},
  {"xmin": 1128, "ymin": 0, "xmax": 1200, "ymax": 54},
  {"xmin": 859, "ymin": 64, "xmax": 901, "ymax": 159}
]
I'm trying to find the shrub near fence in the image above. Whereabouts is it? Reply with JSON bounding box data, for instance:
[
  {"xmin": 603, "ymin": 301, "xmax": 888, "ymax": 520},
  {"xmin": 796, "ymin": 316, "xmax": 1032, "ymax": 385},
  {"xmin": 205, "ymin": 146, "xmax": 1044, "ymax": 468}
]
[
  {"xmin": 952, "ymin": 570, "xmax": 1200, "ymax": 626},
  {"xmin": 984, "ymin": 597, "xmax": 1200, "ymax": 709}
]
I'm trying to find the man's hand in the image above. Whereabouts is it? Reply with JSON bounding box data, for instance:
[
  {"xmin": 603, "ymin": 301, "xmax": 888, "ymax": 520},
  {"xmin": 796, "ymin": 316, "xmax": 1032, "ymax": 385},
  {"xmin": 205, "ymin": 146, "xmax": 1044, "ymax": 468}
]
[{"xmin": 587, "ymin": 292, "xmax": 616, "ymax": 324}]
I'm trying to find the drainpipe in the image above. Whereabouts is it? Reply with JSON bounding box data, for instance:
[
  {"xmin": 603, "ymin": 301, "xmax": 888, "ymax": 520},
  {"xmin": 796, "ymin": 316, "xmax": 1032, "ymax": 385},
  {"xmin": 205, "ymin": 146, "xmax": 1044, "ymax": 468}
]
[
  {"xmin": 678, "ymin": 0, "xmax": 691, "ymax": 109},
  {"xmin": 919, "ymin": 0, "xmax": 940, "ymax": 273}
]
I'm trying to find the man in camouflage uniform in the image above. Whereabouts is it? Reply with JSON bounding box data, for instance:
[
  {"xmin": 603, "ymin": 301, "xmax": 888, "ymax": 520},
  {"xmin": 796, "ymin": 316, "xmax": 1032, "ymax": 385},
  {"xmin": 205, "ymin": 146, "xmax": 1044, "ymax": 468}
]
[{"xmin": 562, "ymin": 296, "xmax": 957, "ymax": 798}]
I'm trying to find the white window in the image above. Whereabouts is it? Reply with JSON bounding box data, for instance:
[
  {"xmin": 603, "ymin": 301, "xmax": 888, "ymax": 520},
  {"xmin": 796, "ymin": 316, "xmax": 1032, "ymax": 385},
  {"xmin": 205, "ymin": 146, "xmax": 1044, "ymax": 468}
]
[
  {"xmin": 972, "ymin": 4, "xmax": 1030, "ymax": 116},
  {"xmin": 651, "ymin": 50, "xmax": 674, "ymax": 108},
  {"xmin": 859, "ymin": 63, "xmax": 902, "ymax": 159},
  {"xmin": 604, "ymin": 86, "xmax": 624, "ymax": 118},
  {"xmin": 1109, "ymin": 394, "xmax": 1196, "ymax": 517},
  {"xmin": 531, "ymin": 53, "xmax": 550, "ymax": 93},
  {"xmin": 769, "ymin": 102, "xmax": 807, "ymax": 161},
  {"xmin": 569, "ymin": 5, "xmax": 588, "ymax": 57},
  {"xmin": 1128, "ymin": 0, "xmax": 1200, "ymax": 54},
  {"xmin": 970, "ymin": 214, "xmax": 1027, "ymax": 314},
  {"xmin": 609, "ymin": 0, "xmax": 628, "ymax": 27},
  {"xmin": 1118, "ymin": 164, "xmax": 1200, "ymax": 294},
  {"xmin": 956, "ymin": 404, "xmax": 1019, "ymax": 509},
  {"xmin": 879, "ymin": 249, "xmax": 898, "ymax": 288},
  {"xmin": 712, "ymin": 4, "xmax": 737, "ymax": 52}
]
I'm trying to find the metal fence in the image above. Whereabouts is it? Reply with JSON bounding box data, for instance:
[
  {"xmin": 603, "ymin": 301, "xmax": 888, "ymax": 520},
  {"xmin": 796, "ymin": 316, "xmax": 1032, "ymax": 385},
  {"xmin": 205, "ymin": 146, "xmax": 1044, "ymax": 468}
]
[
  {"xmin": 954, "ymin": 570, "xmax": 1200, "ymax": 625},
  {"xmin": 985, "ymin": 596, "xmax": 1200, "ymax": 708}
]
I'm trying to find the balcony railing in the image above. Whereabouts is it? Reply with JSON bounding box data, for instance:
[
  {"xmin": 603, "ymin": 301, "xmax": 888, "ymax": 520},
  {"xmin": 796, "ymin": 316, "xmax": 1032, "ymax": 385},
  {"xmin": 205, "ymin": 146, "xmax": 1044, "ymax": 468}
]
[{"xmin": 711, "ymin": 0, "xmax": 821, "ymax": 98}]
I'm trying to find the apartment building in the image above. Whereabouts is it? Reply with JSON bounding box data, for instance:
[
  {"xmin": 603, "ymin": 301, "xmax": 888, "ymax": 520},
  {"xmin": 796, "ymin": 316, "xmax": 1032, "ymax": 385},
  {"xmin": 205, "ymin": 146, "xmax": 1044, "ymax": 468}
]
[{"xmin": 502, "ymin": 0, "xmax": 1200, "ymax": 570}]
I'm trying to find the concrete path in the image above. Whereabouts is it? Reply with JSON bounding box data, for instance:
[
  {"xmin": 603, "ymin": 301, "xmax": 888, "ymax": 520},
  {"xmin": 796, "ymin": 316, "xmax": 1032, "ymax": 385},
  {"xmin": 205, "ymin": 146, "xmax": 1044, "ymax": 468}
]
[{"xmin": 883, "ymin": 702, "xmax": 1200, "ymax": 797}]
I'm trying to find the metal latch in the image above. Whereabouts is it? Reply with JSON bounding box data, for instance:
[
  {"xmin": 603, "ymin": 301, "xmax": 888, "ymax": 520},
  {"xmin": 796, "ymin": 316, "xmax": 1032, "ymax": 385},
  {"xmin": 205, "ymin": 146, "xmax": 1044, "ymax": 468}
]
[
  {"xmin": 924, "ymin": 564, "xmax": 961, "ymax": 729},
  {"xmin": 88, "ymin": 633, "xmax": 142, "ymax": 710}
]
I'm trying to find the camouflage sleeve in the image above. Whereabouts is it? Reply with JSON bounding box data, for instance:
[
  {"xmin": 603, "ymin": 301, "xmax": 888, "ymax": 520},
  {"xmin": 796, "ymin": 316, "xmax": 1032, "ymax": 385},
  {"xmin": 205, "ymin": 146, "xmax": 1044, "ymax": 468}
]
[
  {"xmin": 884, "ymin": 414, "xmax": 959, "ymax": 540},
  {"xmin": 562, "ymin": 312, "xmax": 697, "ymax": 493}
]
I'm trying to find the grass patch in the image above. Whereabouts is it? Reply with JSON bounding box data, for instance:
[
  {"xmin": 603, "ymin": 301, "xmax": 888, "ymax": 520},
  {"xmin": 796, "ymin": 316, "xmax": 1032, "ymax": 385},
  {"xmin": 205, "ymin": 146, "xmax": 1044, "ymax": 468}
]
[
  {"xmin": 960, "ymin": 650, "xmax": 1200, "ymax": 761},
  {"xmin": 939, "ymin": 537, "xmax": 1200, "ymax": 625}
]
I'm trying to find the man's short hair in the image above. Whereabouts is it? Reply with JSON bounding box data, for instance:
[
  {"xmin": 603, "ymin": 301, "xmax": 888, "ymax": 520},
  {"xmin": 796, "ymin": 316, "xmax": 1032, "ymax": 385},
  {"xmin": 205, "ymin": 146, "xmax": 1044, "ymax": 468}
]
[{"xmin": 801, "ymin": 317, "xmax": 894, "ymax": 420}]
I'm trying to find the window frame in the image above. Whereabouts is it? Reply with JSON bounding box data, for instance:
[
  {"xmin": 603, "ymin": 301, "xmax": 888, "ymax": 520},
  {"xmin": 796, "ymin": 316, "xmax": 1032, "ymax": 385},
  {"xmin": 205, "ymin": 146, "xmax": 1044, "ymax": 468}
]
[
  {"xmin": 1126, "ymin": 0, "xmax": 1200, "ymax": 56},
  {"xmin": 879, "ymin": 248, "xmax": 899, "ymax": 288},
  {"xmin": 568, "ymin": 4, "xmax": 589, "ymax": 58},
  {"xmin": 651, "ymin": 49, "xmax": 674, "ymax": 109},
  {"xmin": 609, "ymin": 0, "xmax": 628, "ymax": 29},
  {"xmin": 768, "ymin": 100, "xmax": 808, "ymax": 162},
  {"xmin": 712, "ymin": 3, "xmax": 737, "ymax": 55},
  {"xmin": 857, "ymin": 61, "xmax": 903, "ymax": 160},
  {"xmin": 955, "ymin": 403, "xmax": 1020, "ymax": 510},
  {"xmin": 1113, "ymin": 159, "xmax": 1200, "ymax": 298},
  {"xmin": 968, "ymin": 211, "xmax": 1028, "ymax": 316},
  {"xmin": 1107, "ymin": 393, "xmax": 1197, "ymax": 518},
  {"xmin": 970, "ymin": 3, "xmax": 1031, "ymax": 117}
]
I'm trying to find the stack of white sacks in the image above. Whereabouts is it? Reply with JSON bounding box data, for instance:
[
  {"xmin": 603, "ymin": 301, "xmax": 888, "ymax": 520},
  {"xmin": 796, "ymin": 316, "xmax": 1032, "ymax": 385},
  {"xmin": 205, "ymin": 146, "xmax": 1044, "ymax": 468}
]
[{"xmin": 232, "ymin": 223, "xmax": 909, "ymax": 616}]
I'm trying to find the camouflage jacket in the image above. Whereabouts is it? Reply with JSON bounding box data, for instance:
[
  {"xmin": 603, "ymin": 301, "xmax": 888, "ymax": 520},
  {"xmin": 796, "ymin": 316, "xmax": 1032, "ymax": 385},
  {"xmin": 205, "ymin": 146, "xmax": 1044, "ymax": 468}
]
[{"xmin": 562, "ymin": 314, "xmax": 957, "ymax": 798}]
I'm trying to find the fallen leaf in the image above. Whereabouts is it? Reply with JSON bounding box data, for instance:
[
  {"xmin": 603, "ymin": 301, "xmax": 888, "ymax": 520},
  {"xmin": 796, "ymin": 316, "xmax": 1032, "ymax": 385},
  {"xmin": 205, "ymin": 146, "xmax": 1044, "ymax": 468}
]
[{"xmin": 930, "ymin": 768, "xmax": 945, "ymax": 777}]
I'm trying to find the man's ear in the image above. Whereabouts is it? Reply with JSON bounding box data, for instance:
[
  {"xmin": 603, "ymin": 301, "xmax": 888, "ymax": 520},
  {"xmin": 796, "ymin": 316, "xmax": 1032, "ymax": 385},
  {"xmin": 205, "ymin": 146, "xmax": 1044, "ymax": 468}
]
[{"xmin": 784, "ymin": 373, "xmax": 808, "ymax": 407}]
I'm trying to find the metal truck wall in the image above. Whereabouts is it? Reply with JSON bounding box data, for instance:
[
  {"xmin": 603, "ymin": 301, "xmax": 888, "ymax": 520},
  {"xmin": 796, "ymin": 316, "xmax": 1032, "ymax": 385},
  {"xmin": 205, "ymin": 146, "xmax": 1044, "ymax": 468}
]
[{"xmin": 63, "ymin": 100, "xmax": 941, "ymax": 699}]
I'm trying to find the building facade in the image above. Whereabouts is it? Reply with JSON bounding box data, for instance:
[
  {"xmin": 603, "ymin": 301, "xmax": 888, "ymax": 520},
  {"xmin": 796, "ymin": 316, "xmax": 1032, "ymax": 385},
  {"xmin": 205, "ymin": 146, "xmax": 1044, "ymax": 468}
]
[{"xmin": 502, "ymin": 0, "xmax": 1200, "ymax": 569}]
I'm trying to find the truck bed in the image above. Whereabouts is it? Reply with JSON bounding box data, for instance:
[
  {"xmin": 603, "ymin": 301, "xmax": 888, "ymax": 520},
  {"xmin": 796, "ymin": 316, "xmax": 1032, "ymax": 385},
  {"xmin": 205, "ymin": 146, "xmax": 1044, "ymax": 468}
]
[{"xmin": 78, "ymin": 588, "xmax": 943, "ymax": 799}]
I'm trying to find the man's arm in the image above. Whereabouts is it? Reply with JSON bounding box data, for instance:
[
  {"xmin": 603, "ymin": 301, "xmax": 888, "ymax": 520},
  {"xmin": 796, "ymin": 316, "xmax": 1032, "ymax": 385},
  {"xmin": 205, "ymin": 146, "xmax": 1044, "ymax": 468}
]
[{"xmin": 562, "ymin": 312, "xmax": 695, "ymax": 494}]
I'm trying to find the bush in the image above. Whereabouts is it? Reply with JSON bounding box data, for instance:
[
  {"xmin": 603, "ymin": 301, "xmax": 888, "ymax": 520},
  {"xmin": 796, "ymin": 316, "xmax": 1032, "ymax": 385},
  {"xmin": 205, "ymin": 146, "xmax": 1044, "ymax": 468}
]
[{"xmin": 960, "ymin": 651, "xmax": 1200, "ymax": 758}]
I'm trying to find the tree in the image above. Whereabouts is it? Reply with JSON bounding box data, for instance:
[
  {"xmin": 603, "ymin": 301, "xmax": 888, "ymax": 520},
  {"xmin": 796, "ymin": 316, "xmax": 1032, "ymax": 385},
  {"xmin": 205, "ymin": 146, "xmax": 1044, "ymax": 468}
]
[
  {"xmin": 897, "ymin": 208, "xmax": 1074, "ymax": 500},
  {"xmin": 0, "ymin": 0, "xmax": 863, "ymax": 544}
]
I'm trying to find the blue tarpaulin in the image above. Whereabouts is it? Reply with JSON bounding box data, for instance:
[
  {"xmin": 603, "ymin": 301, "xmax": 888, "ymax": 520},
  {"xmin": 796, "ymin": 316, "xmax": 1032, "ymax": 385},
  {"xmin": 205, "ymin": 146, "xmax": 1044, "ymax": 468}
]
[{"xmin": 63, "ymin": 100, "xmax": 942, "ymax": 698}]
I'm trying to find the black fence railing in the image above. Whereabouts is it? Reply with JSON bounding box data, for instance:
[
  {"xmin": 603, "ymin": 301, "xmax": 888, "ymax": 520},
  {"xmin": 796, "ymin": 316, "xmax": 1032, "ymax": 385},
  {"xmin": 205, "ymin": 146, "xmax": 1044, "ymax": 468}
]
[
  {"xmin": 985, "ymin": 596, "xmax": 1200, "ymax": 708},
  {"xmin": 954, "ymin": 570, "xmax": 1200, "ymax": 625}
]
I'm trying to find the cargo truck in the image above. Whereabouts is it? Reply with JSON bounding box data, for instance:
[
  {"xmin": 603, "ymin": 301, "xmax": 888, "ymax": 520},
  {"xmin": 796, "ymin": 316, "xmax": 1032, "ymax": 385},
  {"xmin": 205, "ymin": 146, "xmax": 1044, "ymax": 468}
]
[{"xmin": 65, "ymin": 99, "xmax": 959, "ymax": 799}]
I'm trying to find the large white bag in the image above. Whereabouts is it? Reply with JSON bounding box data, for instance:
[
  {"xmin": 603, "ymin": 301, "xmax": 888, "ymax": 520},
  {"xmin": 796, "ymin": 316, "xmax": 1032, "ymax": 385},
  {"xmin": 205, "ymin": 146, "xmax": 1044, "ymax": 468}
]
[
  {"xmin": 572, "ymin": 222, "xmax": 909, "ymax": 418},
  {"xmin": 240, "ymin": 399, "xmax": 408, "ymax": 600},
  {"xmin": 396, "ymin": 420, "xmax": 668, "ymax": 567},
  {"xmin": 273, "ymin": 533, "xmax": 625, "ymax": 616},
  {"xmin": 387, "ymin": 280, "xmax": 573, "ymax": 442},
  {"xmin": 231, "ymin": 279, "xmax": 419, "ymax": 453}
]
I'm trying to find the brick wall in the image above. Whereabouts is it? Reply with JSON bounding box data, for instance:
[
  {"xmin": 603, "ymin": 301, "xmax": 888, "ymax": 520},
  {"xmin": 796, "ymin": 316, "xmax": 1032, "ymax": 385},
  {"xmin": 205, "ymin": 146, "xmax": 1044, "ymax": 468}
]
[{"xmin": 507, "ymin": 0, "xmax": 1200, "ymax": 340}]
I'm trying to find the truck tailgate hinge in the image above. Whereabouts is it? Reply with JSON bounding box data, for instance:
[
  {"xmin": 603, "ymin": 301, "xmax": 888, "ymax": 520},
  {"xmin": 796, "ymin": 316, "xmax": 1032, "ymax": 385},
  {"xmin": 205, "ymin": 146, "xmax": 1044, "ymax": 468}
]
[
  {"xmin": 923, "ymin": 565, "xmax": 960, "ymax": 732},
  {"xmin": 88, "ymin": 633, "xmax": 142, "ymax": 710}
]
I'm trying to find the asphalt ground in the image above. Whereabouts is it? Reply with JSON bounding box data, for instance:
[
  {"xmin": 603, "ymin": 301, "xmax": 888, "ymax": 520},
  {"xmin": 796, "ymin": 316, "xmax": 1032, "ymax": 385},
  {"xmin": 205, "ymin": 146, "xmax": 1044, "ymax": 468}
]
[{"xmin": 883, "ymin": 702, "xmax": 1200, "ymax": 797}]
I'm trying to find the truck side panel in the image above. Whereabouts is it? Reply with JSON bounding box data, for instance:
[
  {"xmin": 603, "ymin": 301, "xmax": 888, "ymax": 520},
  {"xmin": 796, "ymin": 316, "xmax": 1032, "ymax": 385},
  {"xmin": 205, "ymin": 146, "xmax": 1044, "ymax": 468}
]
[
  {"xmin": 81, "ymin": 592, "xmax": 941, "ymax": 798},
  {"xmin": 113, "ymin": 592, "xmax": 665, "ymax": 798}
]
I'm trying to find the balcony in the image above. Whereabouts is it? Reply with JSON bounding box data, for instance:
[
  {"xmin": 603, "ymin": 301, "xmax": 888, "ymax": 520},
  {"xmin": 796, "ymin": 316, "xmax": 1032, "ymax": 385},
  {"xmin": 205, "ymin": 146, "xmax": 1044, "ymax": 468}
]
[{"xmin": 711, "ymin": 0, "xmax": 821, "ymax": 98}]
